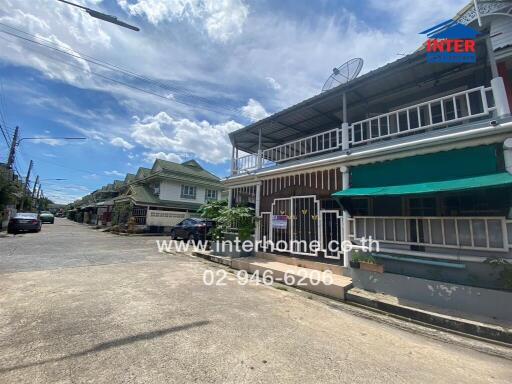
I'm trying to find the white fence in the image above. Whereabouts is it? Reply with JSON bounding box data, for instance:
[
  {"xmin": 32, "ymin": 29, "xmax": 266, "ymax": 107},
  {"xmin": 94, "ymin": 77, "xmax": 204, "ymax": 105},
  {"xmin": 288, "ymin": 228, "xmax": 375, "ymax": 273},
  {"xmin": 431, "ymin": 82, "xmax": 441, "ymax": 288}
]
[
  {"xmin": 232, "ymin": 85, "xmax": 495, "ymax": 174},
  {"xmin": 350, "ymin": 216, "xmax": 511, "ymax": 252},
  {"xmin": 146, "ymin": 210, "xmax": 189, "ymax": 227}
]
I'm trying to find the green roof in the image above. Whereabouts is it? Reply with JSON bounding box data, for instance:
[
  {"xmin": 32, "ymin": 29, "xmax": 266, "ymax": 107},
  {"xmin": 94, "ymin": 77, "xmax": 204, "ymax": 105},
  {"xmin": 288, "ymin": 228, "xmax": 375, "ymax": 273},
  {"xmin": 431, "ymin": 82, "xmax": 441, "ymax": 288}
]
[
  {"xmin": 136, "ymin": 167, "xmax": 152, "ymax": 179},
  {"xmin": 333, "ymin": 172, "xmax": 512, "ymax": 198},
  {"xmin": 116, "ymin": 185, "xmax": 202, "ymax": 210},
  {"xmin": 124, "ymin": 173, "xmax": 136, "ymax": 183},
  {"xmin": 153, "ymin": 159, "xmax": 219, "ymax": 182}
]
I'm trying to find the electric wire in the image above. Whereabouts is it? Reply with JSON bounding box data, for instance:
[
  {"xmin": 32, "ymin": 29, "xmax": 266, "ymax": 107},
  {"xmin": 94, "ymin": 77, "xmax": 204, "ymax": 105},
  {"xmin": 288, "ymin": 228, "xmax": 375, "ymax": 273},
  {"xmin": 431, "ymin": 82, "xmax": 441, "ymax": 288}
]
[{"xmin": 0, "ymin": 23, "xmax": 262, "ymax": 121}]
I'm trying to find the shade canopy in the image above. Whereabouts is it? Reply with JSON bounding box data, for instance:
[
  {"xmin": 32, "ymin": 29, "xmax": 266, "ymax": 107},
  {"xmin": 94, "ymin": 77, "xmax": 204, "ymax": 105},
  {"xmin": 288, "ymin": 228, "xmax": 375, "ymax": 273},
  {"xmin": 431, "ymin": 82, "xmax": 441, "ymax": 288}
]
[{"xmin": 332, "ymin": 172, "xmax": 512, "ymax": 198}]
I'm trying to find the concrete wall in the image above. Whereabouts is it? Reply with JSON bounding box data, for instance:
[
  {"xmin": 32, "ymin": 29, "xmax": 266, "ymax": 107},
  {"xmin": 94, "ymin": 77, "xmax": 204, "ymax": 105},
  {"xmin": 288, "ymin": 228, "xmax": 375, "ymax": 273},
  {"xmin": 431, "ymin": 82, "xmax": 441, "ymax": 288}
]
[
  {"xmin": 351, "ymin": 269, "xmax": 512, "ymax": 322},
  {"xmin": 159, "ymin": 180, "xmax": 222, "ymax": 204},
  {"xmin": 146, "ymin": 210, "xmax": 190, "ymax": 227}
]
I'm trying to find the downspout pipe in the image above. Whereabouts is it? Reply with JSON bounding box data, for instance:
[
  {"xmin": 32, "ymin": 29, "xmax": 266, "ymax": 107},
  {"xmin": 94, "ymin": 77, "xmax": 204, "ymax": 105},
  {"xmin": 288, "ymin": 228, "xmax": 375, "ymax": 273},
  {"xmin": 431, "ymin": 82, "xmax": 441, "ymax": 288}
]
[{"xmin": 505, "ymin": 138, "xmax": 512, "ymax": 175}]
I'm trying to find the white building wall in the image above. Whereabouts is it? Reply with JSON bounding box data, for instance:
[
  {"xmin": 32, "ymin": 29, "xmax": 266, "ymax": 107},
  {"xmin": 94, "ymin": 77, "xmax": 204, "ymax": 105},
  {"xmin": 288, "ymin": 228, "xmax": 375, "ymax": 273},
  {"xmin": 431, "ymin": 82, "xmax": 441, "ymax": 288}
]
[{"xmin": 159, "ymin": 180, "xmax": 222, "ymax": 203}]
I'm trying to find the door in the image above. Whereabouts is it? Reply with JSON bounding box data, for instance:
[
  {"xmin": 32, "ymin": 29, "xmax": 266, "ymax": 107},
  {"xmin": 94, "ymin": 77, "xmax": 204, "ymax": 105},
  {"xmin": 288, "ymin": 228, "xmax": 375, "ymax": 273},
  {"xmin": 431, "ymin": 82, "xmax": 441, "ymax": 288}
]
[{"xmin": 270, "ymin": 195, "xmax": 321, "ymax": 256}]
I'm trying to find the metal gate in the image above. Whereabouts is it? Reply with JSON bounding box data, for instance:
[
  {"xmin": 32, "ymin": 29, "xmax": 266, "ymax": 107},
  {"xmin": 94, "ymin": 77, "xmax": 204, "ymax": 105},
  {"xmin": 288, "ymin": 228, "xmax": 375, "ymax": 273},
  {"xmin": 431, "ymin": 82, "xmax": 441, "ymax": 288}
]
[{"xmin": 260, "ymin": 195, "xmax": 343, "ymax": 259}]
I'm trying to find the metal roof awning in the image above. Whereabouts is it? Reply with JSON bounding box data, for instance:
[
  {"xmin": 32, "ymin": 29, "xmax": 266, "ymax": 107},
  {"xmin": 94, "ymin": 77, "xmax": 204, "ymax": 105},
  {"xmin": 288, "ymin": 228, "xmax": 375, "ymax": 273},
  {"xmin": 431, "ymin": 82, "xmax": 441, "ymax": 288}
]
[
  {"xmin": 230, "ymin": 38, "xmax": 490, "ymax": 155},
  {"xmin": 332, "ymin": 172, "xmax": 512, "ymax": 198}
]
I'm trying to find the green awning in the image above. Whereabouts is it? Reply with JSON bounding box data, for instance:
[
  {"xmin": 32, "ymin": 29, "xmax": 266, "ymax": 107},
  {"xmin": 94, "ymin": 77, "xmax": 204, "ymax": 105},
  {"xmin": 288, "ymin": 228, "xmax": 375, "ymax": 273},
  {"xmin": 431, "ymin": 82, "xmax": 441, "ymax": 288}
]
[
  {"xmin": 332, "ymin": 172, "xmax": 512, "ymax": 197},
  {"xmin": 350, "ymin": 145, "xmax": 499, "ymax": 188}
]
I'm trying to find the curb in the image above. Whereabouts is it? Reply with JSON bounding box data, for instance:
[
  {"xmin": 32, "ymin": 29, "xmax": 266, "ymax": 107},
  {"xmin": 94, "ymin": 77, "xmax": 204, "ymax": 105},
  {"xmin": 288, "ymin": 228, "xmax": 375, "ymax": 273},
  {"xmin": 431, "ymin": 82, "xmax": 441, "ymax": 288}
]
[
  {"xmin": 192, "ymin": 250, "xmax": 512, "ymax": 348},
  {"xmin": 346, "ymin": 288, "xmax": 512, "ymax": 345}
]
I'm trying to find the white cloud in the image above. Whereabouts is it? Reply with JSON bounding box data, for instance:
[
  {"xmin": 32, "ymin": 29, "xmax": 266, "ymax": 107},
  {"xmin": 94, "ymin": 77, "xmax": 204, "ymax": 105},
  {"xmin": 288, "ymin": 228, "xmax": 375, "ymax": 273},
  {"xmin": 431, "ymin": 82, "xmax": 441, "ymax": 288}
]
[
  {"xmin": 110, "ymin": 137, "xmax": 135, "ymax": 150},
  {"xmin": 265, "ymin": 76, "xmax": 281, "ymax": 90},
  {"xmin": 240, "ymin": 98, "xmax": 269, "ymax": 122},
  {"xmin": 117, "ymin": 0, "xmax": 249, "ymax": 42},
  {"xmin": 42, "ymin": 152, "xmax": 57, "ymax": 158},
  {"xmin": 28, "ymin": 136, "xmax": 66, "ymax": 146},
  {"xmin": 104, "ymin": 170, "xmax": 124, "ymax": 177},
  {"xmin": 143, "ymin": 151, "xmax": 183, "ymax": 163},
  {"xmin": 130, "ymin": 111, "xmax": 242, "ymax": 164}
]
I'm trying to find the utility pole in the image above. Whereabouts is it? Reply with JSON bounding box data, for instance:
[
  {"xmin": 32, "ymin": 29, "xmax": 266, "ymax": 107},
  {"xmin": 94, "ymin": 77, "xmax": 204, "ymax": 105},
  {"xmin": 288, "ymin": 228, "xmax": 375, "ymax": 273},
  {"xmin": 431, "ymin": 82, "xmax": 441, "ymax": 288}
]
[
  {"xmin": 32, "ymin": 175, "xmax": 39, "ymax": 198},
  {"xmin": 36, "ymin": 184, "xmax": 42, "ymax": 211},
  {"xmin": 7, "ymin": 126, "xmax": 19, "ymax": 169},
  {"xmin": 19, "ymin": 160, "xmax": 33, "ymax": 211}
]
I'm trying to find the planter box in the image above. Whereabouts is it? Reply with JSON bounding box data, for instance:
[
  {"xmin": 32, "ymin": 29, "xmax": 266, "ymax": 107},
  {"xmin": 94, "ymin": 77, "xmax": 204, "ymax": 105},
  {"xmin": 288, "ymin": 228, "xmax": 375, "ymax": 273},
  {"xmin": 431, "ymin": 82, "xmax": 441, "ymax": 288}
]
[
  {"xmin": 211, "ymin": 232, "xmax": 255, "ymax": 258},
  {"xmin": 349, "ymin": 260, "xmax": 360, "ymax": 269},
  {"xmin": 360, "ymin": 261, "xmax": 384, "ymax": 273}
]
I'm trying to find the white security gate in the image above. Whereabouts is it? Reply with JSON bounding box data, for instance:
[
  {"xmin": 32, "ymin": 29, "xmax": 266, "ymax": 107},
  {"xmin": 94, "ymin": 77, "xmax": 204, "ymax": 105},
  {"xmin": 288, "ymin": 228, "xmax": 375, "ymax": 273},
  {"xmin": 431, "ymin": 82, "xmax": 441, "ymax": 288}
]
[{"xmin": 260, "ymin": 195, "xmax": 343, "ymax": 259}]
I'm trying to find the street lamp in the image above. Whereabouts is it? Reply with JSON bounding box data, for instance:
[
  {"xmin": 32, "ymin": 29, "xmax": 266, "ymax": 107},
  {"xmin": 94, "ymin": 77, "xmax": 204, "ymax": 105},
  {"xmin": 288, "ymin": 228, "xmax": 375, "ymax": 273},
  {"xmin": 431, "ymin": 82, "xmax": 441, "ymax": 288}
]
[{"xmin": 56, "ymin": 0, "xmax": 140, "ymax": 31}]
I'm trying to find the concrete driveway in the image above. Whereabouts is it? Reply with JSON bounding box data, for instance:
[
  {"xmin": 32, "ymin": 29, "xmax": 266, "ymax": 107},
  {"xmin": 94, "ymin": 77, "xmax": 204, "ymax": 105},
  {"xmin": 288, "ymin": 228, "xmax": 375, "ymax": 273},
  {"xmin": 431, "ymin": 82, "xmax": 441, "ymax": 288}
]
[{"xmin": 0, "ymin": 219, "xmax": 511, "ymax": 383}]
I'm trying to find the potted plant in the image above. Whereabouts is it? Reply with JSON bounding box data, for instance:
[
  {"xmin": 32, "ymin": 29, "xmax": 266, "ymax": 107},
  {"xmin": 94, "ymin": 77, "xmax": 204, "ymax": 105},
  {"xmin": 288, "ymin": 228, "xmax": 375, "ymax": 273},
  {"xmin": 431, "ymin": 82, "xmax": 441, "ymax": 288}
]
[
  {"xmin": 349, "ymin": 251, "xmax": 361, "ymax": 268},
  {"xmin": 359, "ymin": 254, "xmax": 384, "ymax": 273},
  {"xmin": 199, "ymin": 201, "xmax": 255, "ymax": 257}
]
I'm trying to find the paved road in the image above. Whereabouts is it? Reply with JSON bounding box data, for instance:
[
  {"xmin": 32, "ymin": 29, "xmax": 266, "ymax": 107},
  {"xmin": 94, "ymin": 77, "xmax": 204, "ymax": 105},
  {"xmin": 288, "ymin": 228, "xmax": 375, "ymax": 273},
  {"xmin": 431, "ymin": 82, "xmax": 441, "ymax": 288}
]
[{"xmin": 0, "ymin": 219, "xmax": 511, "ymax": 383}]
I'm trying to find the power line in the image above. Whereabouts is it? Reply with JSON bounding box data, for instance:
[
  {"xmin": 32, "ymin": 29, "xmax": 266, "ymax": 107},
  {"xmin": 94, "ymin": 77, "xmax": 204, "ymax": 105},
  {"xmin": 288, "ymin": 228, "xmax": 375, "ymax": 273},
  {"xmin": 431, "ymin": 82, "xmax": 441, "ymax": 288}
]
[
  {"xmin": 0, "ymin": 23, "xmax": 262, "ymax": 121},
  {"xmin": 0, "ymin": 22, "xmax": 230, "ymax": 112},
  {"xmin": 0, "ymin": 124, "xmax": 10, "ymax": 148}
]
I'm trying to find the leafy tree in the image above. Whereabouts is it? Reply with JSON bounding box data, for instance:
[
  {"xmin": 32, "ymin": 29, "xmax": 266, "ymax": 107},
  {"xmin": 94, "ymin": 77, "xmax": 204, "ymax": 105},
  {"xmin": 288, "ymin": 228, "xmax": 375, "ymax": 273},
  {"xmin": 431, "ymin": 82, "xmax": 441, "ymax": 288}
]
[
  {"xmin": 0, "ymin": 167, "xmax": 20, "ymax": 210},
  {"xmin": 198, "ymin": 199, "xmax": 227, "ymax": 220}
]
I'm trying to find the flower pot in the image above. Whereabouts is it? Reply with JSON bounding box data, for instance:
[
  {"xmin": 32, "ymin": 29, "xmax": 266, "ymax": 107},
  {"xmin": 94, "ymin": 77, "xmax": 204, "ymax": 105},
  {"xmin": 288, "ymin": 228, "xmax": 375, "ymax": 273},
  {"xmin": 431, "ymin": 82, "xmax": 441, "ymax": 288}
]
[
  {"xmin": 360, "ymin": 261, "xmax": 384, "ymax": 273},
  {"xmin": 349, "ymin": 260, "xmax": 360, "ymax": 269}
]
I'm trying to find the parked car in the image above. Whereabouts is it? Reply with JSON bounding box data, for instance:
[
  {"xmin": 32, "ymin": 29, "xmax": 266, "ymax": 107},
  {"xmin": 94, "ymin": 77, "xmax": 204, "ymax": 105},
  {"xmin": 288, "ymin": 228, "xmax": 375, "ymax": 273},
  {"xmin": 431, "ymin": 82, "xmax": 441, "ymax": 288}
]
[
  {"xmin": 7, "ymin": 212, "xmax": 42, "ymax": 234},
  {"xmin": 39, "ymin": 211, "xmax": 55, "ymax": 224},
  {"xmin": 170, "ymin": 218, "xmax": 215, "ymax": 241}
]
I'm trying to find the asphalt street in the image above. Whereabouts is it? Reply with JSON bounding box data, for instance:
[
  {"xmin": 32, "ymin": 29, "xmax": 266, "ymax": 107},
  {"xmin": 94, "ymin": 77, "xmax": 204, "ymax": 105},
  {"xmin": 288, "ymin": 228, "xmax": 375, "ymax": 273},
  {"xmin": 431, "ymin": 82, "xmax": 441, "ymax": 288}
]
[{"xmin": 0, "ymin": 219, "xmax": 511, "ymax": 383}]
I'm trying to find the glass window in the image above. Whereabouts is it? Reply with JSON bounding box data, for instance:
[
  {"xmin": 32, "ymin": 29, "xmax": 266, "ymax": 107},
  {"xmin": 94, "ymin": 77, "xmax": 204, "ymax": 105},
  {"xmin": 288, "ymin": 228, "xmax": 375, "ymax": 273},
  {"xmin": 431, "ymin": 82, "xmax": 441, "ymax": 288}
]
[
  {"xmin": 205, "ymin": 189, "xmax": 218, "ymax": 201},
  {"xmin": 181, "ymin": 185, "xmax": 196, "ymax": 199}
]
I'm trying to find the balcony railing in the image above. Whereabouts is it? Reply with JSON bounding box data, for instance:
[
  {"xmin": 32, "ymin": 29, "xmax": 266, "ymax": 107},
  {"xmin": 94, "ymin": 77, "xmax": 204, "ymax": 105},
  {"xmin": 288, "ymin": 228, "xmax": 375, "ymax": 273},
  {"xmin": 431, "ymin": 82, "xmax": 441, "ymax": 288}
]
[
  {"xmin": 350, "ymin": 216, "xmax": 511, "ymax": 252},
  {"xmin": 350, "ymin": 86, "xmax": 495, "ymax": 145},
  {"xmin": 232, "ymin": 85, "xmax": 498, "ymax": 175}
]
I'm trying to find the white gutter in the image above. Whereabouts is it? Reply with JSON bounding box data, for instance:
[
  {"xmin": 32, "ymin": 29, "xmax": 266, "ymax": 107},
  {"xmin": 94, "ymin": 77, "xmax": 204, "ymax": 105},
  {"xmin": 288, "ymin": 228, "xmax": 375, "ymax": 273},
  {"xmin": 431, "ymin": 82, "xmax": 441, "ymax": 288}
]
[{"xmin": 225, "ymin": 120, "xmax": 512, "ymax": 184}]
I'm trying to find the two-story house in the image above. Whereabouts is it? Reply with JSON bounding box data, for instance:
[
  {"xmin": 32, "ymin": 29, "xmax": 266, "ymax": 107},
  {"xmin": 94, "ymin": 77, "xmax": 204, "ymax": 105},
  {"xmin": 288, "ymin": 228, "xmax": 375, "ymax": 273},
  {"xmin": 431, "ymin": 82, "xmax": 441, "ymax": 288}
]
[
  {"xmin": 112, "ymin": 159, "xmax": 223, "ymax": 230},
  {"xmin": 224, "ymin": 2, "xmax": 512, "ymax": 290}
]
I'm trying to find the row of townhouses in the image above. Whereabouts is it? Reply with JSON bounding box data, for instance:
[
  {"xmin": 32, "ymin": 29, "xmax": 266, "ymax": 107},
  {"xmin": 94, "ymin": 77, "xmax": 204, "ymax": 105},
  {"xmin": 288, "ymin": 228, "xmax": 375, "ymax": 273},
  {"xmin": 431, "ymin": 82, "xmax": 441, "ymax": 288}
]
[
  {"xmin": 224, "ymin": 2, "xmax": 512, "ymax": 292},
  {"xmin": 70, "ymin": 159, "xmax": 223, "ymax": 231}
]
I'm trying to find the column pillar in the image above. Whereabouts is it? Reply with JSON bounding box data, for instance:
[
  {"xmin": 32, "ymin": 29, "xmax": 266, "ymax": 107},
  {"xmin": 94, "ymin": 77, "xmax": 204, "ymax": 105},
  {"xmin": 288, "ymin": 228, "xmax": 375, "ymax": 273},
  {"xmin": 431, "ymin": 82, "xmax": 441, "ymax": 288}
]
[
  {"xmin": 491, "ymin": 76, "xmax": 511, "ymax": 117},
  {"xmin": 340, "ymin": 165, "xmax": 351, "ymax": 267},
  {"xmin": 228, "ymin": 188, "xmax": 233, "ymax": 208},
  {"xmin": 255, "ymin": 182, "xmax": 261, "ymax": 246}
]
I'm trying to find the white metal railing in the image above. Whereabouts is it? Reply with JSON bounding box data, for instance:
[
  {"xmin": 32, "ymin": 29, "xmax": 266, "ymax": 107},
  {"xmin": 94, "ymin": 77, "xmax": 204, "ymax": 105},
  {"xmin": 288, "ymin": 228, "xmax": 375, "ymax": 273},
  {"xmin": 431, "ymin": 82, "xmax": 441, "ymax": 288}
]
[
  {"xmin": 350, "ymin": 86, "xmax": 495, "ymax": 145},
  {"xmin": 350, "ymin": 216, "xmax": 510, "ymax": 252},
  {"xmin": 262, "ymin": 127, "xmax": 339, "ymax": 164},
  {"xmin": 234, "ymin": 153, "xmax": 260, "ymax": 173},
  {"xmin": 507, "ymin": 220, "xmax": 512, "ymax": 249},
  {"xmin": 232, "ymin": 85, "xmax": 496, "ymax": 174}
]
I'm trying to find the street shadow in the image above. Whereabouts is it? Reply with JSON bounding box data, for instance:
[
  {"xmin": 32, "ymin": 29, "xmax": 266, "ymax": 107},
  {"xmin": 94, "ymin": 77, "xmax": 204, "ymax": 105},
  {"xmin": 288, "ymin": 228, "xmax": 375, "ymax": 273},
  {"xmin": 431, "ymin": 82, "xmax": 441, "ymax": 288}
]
[{"xmin": 0, "ymin": 320, "xmax": 209, "ymax": 373}]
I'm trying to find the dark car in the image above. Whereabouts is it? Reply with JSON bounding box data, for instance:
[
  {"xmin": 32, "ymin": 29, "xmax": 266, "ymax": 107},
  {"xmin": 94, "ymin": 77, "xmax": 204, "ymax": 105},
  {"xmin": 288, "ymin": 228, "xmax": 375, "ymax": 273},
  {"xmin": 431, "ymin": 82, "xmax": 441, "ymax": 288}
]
[
  {"xmin": 39, "ymin": 211, "xmax": 55, "ymax": 224},
  {"xmin": 8, "ymin": 212, "xmax": 42, "ymax": 234},
  {"xmin": 170, "ymin": 218, "xmax": 215, "ymax": 241}
]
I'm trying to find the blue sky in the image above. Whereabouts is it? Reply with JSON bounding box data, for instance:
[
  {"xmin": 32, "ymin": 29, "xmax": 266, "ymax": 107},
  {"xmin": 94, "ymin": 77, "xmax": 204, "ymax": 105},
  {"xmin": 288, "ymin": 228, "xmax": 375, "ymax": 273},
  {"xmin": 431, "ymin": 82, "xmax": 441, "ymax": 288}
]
[{"xmin": 0, "ymin": 0, "xmax": 468, "ymax": 203}]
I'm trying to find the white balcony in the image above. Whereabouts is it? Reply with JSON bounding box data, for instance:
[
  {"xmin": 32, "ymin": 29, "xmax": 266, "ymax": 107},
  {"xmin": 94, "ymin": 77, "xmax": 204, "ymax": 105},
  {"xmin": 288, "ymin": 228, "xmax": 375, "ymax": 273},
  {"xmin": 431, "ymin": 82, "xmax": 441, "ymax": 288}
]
[{"xmin": 231, "ymin": 84, "xmax": 501, "ymax": 175}]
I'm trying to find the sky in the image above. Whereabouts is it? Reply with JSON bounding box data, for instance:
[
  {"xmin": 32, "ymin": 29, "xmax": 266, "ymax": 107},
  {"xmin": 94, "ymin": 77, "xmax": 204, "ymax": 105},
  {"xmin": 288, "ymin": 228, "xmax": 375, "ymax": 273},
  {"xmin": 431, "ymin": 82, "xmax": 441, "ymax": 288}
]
[{"xmin": 0, "ymin": 0, "xmax": 469, "ymax": 203}]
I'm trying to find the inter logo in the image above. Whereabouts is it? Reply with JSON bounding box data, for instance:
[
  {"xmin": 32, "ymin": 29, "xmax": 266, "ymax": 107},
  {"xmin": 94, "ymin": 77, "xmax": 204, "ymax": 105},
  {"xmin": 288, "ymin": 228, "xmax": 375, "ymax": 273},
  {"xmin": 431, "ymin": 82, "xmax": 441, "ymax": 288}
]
[{"xmin": 420, "ymin": 19, "xmax": 479, "ymax": 63}]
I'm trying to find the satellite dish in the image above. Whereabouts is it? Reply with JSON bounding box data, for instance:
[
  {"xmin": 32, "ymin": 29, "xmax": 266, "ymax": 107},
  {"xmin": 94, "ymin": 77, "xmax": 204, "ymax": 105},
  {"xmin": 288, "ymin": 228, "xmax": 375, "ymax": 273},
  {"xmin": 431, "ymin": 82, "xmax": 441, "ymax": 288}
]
[{"xmin": 321, "ymin": 58, "xmax": 363, "ymax": 92}]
